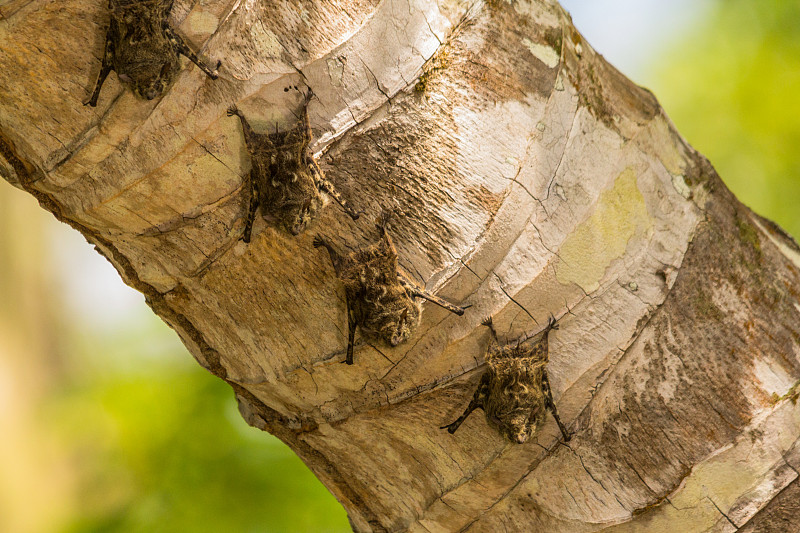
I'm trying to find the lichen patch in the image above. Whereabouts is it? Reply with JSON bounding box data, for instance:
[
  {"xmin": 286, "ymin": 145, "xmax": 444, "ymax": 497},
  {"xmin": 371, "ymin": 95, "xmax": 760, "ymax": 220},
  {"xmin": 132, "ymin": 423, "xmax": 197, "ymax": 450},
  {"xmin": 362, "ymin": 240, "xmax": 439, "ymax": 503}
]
[
  {"xmin": 522, "ymin": 38, "xmax": 559, "ymax": 68},
  {"xmin": 555, "ymin": 167, "xmax": 652, "ymax": 292}
]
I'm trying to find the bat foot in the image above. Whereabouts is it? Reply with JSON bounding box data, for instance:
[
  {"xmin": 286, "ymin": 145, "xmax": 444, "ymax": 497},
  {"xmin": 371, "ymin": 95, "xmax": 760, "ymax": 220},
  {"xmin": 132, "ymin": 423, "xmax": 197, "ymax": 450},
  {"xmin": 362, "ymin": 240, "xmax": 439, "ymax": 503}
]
[
  {"xmin": 312, "ymin": 235, "xmax": 326, "ymax": 248},
  {"xmin": 376, "ymin": 209, "xmax": 393, "ymax": 231}
]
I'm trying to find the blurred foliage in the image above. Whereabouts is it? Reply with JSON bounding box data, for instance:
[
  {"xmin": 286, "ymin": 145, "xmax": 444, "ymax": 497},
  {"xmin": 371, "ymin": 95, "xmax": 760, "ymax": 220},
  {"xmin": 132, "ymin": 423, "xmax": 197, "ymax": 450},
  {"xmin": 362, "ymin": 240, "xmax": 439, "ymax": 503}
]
[
  {"xmin": 48, "ymin": 317, "xmax": 349, "ymax": 533},
  {"xmin": 650, "ymin": 0, "xmax": 800, "ymax": 238}
]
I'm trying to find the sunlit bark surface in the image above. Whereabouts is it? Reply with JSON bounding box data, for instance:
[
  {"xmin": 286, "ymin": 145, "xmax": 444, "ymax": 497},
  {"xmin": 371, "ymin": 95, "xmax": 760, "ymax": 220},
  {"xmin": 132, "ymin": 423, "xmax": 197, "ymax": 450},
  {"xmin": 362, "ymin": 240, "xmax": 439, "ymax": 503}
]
[{"xmin": 2, "ymin": 1, "xmax": 800, "ymax": 531}]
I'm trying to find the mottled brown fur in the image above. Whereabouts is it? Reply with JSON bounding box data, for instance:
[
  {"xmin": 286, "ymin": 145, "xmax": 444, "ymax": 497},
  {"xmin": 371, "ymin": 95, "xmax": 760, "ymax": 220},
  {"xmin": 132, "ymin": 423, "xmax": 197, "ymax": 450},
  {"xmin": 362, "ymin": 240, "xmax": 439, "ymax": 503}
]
[
  {"xmin": 85, "ymin": 0, "xmax": 219, "ymax": 106},
  {"xmin": 442, "ymin": 316, "xmax": 571, "ymax": 443},
  {"xmin": 228, "ymin": 89, "xmax": 360, "ymax": 241},
  {"xmin": 314, "ymin": 212, "xmax": 468, "ymax": 364}
]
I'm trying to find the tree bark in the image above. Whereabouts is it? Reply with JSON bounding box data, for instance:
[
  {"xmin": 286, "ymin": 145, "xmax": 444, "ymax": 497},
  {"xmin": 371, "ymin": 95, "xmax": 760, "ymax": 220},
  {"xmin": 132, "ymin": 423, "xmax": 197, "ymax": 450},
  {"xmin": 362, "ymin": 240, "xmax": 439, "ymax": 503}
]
[{"xmin": 2, "ymin": 1, "xmax": 800, "ymax": 531}]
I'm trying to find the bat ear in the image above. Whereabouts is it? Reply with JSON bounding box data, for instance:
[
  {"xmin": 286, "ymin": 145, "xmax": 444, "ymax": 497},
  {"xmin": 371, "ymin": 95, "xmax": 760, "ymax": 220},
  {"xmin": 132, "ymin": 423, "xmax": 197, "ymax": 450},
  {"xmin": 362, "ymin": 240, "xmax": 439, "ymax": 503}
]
[
  {"xmin": 302, "ymin": 198, "xmax": 312, "ymax": 211},
  {"xmin": 401, "ymin": 308, "xmax": 409, "ymax": 322}
]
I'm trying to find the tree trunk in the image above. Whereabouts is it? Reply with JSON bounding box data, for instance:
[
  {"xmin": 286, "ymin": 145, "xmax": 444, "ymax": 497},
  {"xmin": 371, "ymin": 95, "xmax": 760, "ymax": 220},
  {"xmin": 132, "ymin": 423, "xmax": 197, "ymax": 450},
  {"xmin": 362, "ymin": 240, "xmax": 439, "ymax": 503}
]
[{"xmin": 2, "ymin": 1, "xmax": 799, "ymax": 531}]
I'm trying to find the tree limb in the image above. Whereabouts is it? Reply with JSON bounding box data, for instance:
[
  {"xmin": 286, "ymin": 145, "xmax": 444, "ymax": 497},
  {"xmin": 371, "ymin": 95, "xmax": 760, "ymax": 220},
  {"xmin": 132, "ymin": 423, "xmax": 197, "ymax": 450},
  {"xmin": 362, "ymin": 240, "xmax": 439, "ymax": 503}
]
[{"xmin": 2, "ymin": 1, "xmax": 800, "ymax": 531}]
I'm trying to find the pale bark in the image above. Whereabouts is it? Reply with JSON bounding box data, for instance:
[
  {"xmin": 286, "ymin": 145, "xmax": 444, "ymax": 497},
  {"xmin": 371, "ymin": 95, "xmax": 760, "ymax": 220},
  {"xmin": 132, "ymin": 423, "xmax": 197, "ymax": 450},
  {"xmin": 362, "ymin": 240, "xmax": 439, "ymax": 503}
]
[{"xmin": 2, "ymin": 1, "xmax": 800, "ymax": 531}]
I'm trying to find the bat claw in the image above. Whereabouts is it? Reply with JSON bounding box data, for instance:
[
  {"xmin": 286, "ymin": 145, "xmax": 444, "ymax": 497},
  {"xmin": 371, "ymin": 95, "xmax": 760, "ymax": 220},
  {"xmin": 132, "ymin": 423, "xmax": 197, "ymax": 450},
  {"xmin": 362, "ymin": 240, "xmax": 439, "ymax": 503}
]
[
  {"xmin": 211, "ymin": 60, "xmax": 221, "ymax": 79},
  {"xmin": 376, "ymin": 209, "xmax": 393, "ymax": 231},
  {"xmin": 455, "ymin": 304, "xmax": 472, "ymax": 315}
]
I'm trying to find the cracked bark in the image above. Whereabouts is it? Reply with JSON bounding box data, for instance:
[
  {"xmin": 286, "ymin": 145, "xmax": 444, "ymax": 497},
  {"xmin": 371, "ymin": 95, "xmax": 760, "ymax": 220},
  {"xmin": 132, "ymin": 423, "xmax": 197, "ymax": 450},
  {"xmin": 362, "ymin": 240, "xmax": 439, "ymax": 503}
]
[{"xmin": 2, "ymin": 0, "xmax": 800, "ymax": 531}]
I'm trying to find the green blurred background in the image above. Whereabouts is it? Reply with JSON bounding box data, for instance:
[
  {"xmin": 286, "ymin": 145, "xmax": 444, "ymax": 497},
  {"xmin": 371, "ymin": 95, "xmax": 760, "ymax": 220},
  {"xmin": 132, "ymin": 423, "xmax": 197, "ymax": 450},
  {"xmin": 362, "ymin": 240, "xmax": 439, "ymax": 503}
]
[{"xmin": 1, "ymin": 1, "xmax": 798, "ymax": 531}]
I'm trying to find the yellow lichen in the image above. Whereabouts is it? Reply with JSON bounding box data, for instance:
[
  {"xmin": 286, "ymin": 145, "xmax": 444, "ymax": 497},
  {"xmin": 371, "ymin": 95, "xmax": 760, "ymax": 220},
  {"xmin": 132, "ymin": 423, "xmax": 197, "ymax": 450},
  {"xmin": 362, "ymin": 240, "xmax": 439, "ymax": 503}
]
[
  {"xmin": 522, "ymin": 38, "xmax": 559, "ymax": 68},
  {"xmin": 555, "ymin": 167, "xmax": 652, "ymax": 292},
  {"xmin": 415, "ymin": 49, "xmax": 451, "ymax": 93}
]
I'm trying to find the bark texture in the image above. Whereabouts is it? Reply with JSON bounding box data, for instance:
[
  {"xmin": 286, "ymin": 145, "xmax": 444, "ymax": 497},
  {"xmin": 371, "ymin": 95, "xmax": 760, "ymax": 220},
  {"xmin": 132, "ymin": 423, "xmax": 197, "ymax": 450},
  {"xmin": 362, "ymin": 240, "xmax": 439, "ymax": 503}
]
[{"xmin": 2, "ymin": 1, "xmax": 800, "ymax": 531}]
